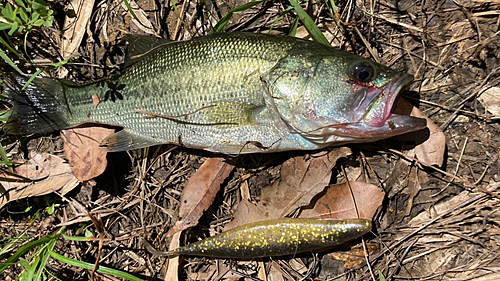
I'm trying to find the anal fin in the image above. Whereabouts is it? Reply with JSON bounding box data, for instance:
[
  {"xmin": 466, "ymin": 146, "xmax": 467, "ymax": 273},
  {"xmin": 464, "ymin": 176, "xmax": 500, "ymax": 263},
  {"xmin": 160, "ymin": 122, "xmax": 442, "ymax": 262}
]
[{"xmin": 100, "ymin": 130, "xmax": 165, "ymax": 152}]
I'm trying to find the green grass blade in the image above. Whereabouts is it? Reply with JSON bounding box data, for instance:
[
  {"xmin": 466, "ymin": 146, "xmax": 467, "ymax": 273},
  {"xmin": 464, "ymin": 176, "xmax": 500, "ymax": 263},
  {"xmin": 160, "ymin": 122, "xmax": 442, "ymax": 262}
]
[
  {"xmin": 122, "ymin": 0, "xmax": 140, "ymax": 23},
  {"xmin": 288, "ymin": 0, "xmax": 330, "ymax": 45},
  {"xmin": 0, "ymin": 35, "xmax": 21, "ymax": 58},
  {"xmin": 0, "ymin": 143, "xmax": 14, "ymax": 172},
  {"xmin": 49, "ymin": 250, "xmax": 143, "ymax": 281},
  {"xmin": 25, "ymin": 251, "xmax": 41, "ymax": 280},
  {"xmin": 269, "ymin": 6, "xmax": 294, "ymax": 33},
  {"xmin": 0, "ymin": 226, "xmax": 65, "ymax": 273},
  {"xmin": 0, "ymin": 211, "xmax": 39, "ymax": 256},
  {"xmin": 0, "ymin": 50, "xmax": 24, "ymax": 75},
  {"xmin": 325, "ymin": 0, "xmax": 345, "ymax": 32},
  {"xmin": 379, "ymin": 270, "xmax": 386, "ymax": 281},
  {"xmin": 62, "ymin": 234, "xmax": 93, "ymax": 242},
  {"xmin": 21, "ymin": 68, "xmax": 43, "ymax": 90},
  {"xmin": 33, "ymin": 231, "xmax": 58, "ymax": 281},
  {"xmin": 21, "ymin": 56, "xmax": 79, "ymax": 90},
  {"xmin": 288, "ymin": 17, "xmax": 300, "ymax": 37},
  {"xmin": 210, "ymin": 0, "xmax": 266, "ymax": 34}
]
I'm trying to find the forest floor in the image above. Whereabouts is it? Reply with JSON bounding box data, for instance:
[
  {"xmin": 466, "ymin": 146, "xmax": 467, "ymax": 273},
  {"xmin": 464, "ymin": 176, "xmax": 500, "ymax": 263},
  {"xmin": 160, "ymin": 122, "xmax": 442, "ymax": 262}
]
[{"xmin": 1, "ymin": 0, "xmax": 500, "ymax": 280}]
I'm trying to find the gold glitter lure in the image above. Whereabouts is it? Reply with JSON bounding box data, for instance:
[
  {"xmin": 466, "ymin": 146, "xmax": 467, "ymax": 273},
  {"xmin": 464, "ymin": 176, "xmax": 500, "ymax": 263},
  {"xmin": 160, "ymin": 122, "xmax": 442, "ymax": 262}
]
[{"xmin": 141, "ymin": 218, "xmax": 371, "ymax": 258}]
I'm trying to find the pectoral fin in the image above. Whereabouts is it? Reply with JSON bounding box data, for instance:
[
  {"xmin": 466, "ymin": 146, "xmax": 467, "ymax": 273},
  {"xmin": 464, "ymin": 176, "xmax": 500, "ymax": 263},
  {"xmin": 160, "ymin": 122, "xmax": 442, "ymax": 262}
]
[
  {"xmin": 169, "ymin": 101, "xmax": 264, "ymax": 127},
  {"xmin": 100, "ymin": 130, "xmax": 165, "ymax": 152}
]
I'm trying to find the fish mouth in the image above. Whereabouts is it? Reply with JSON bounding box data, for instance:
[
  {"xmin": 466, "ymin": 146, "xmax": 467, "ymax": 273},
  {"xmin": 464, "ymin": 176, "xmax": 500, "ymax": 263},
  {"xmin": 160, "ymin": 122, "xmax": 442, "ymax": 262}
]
[
  {"xmin": 347, "ymin": 73, "xmax": 427, "ymax": 138},
  {"xmin": 304, "ymin": 73, "xmax": 427, "ymax": 141},
  {"xmin": 363, "ymin": 73, "xmax": 414, "ymax": 127}
]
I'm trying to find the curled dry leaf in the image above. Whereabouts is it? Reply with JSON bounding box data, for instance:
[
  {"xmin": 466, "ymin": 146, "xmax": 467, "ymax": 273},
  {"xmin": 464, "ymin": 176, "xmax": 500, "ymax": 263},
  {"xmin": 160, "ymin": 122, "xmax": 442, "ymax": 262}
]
[
  {"xmin": 120, "ymin": 0, "xmax": 156, "ymax": 35},
  {"xmin": 328, "ymin": 243, "xmax": 378, "ymax": 269},
  {"xmin": 261, "ymin": 147, "xmax": 353, "ymax": 217},
  {"xmin": 0, "ymin": 152, "xmax": 79, "ymax": 209},
  {"xmin": 61, "ymin": 0, "xmax": 95, "ymax": 59},
  {"xmin": 393, "ymin": 98, "xmax": 446, "ymax": 167},
  {"xmin": 226, "ymin": 147, "xmax": 352, "ymax": 230},
  {"xmin": 478, "ymin": 86, "xmax": 500, "ymax": 117},
  {"xmin": 167, "ymin": 157, "xmax": 234, "ymax": 237},
  {"xmin": 300, "ymin": 181, "xmax": 385, "ymax": 220},
  {"xmin": 61, "ymin": 126, "xmax": 115, "ymax": 182}
]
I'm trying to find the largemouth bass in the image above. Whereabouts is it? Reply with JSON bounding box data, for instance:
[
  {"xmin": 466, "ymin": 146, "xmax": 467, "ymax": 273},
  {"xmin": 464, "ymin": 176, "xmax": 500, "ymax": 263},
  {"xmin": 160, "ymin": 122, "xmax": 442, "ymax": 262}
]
[{"xmin": 3, "ymin": 33, "xmax": 425, "ymax": 154}]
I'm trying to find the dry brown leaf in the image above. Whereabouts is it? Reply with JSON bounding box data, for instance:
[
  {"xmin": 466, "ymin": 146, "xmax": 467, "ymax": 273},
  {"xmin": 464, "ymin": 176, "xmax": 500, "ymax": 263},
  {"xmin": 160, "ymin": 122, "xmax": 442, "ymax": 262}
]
[
  {"xmin": 300, "ymin": 181, "xmax": 385, "ymax": 220},
  {"xmin": 411, "ymin": 106, "xmax": 446, "ymax": 167},
  {"xmin": 61, "ymin": 0, "xmax": 95, "ymax": 59},
  {"xmin": 393, "ymin": 98, "xmax": 446, "ymax": 167},
  {"xmin": 478, "ymin": 87, "xmax": 500, "ymax": 117},
  {"xmin": 226, "ymin": 147, "xmax": 352, "ymax": 230},
  {"xmin": 261, "ymin": 147, "xmax": 352, "ymax": 217},
  {"xmin": 167, "ymin": 157, "xmax": 234, "ymax": 237},
  {"xmin": 0, "ymin": 153, "xmax": 79, "ymax": 209},
  {"xmin": 61, "ymin": 126, "xmax": 115, "ymax": 182},
  {"xmin": 267, "ymin": 264, "xmax": 286, "ymax": 281},
  {"xmin": 328, "ymin": 243, "xmax": 378, "ymax": 269},
  {"xmin": 225, "ymin": 199, "xmax": 267, "ymax": 231},
  {"xmin": 92, "ymin": 94, "xmax": 100, "ymax": 108},
  {"xmin": 120, "ymin": 0, "xmax": 156, "ymax": 35}
]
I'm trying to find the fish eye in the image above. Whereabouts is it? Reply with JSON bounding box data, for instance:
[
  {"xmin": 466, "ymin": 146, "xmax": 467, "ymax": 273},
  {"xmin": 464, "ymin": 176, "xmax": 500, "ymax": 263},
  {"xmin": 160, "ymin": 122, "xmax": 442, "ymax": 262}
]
[{"xmin": 350, "ymin": 61, "xmax": 376, "ymax": 83}]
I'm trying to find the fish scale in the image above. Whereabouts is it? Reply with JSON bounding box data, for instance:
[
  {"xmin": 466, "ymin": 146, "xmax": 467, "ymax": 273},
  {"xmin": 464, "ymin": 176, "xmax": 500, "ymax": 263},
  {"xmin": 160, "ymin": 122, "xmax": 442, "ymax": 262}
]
[
  {"xmin": 3, "ymin": 33, "xmax": 426, "ymax": 154},
  {"xmin": 65, "ymin": 34, "xmax": 295, "ymax": 153}
]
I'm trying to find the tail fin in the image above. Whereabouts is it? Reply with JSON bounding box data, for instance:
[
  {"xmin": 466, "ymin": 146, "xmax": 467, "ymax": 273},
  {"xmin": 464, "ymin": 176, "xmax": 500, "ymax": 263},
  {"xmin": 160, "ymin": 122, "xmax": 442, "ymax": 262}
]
[{"xmin": 2, "ymin": 74, "xmax": 73, "ymax": 134}]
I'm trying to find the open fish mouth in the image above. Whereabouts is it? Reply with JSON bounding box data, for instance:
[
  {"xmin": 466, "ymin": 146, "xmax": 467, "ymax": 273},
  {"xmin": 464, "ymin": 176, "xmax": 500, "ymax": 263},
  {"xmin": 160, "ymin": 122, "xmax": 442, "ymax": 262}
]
[
  {"xmin": 304, "ymin": 73, "xmax": 426, "ymax": 141},
  {"xmin": 363, "ymin": 73, "xmax": 414, "ymax": 127}
]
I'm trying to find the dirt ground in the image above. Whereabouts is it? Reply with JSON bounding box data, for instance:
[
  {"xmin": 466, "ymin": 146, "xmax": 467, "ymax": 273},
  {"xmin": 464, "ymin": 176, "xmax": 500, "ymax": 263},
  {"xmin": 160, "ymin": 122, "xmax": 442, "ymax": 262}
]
[{"xmin": 1, "ymin": 0, "xmax": 500, "ymax": 280}]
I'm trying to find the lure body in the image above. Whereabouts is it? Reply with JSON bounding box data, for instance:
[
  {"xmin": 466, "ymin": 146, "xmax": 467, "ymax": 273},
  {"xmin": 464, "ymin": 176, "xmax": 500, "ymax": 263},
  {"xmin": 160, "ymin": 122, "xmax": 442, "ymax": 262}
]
[{"xmin": 143, "ymin": 218, "xmax": 371, "ymax": 258}]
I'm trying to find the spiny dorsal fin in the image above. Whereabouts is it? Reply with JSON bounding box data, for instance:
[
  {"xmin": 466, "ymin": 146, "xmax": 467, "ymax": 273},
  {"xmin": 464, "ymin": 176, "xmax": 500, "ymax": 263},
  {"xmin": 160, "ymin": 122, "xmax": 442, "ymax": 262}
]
[{"xmin": 123, "ymin": 35, "xmax": 174, "ymax": 68}]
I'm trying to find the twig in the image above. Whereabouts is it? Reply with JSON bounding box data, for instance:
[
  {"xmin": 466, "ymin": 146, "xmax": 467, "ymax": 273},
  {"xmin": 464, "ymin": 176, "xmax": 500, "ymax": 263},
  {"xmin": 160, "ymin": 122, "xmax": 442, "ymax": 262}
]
[
  {"xmin": 387, "ymin": 148, "xmax": 500, "ymax": 199},
  {"xmin": 373, "ymin": 13, "xmax": 423, "ymax": 32},
  {"xmin": 369, "ymin": 183, "xmax": 500, "ymax": 262},
  {"xmin": 386, "ymin": 238, "xmax": 419, "ymax": 281},
  {"xmin": 173, "ymin": 0, "xmax": 188, "ymax": 40},
  {"xmin": 354, "ymin": 26, "xmax": 380, "ymax": 63},
  {"xmin": 440, "ymin": 68, "xmax": 500, "ymax": 130},
  {"xmin": 403, "ymin": 96, "xmax": 497, "ymax": 121},
  {"xmin": 430, "ymin": 136, "xmax": 468, "ymax": 197}
]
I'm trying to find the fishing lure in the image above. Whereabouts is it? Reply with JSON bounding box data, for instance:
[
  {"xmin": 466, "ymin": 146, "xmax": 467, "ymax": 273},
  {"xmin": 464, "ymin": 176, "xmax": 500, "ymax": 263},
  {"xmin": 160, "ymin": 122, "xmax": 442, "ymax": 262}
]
[{"xmin": 142, "ymin": 218, "xmax": 371, "ymax": 258}]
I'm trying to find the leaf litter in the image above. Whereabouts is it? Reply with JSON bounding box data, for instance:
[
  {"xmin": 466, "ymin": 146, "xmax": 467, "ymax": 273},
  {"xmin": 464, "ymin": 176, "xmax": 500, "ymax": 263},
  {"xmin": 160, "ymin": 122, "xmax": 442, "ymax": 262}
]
[
  {"xmin": 61, "ymin": 126, "xmax": 115, "ymax": 182},
  {"xmin": 393, "ymin": 97, "xmax": 447, "ymax": 167},
  {"xmin": 0, "ymin": 152, "xmax": 79, "ymax": 209},
  {"xmin": 226, "ymin": 147, "xmax": 352, "ymax": 230},
  {"xmin": 1, "ymin": 0, "xmax": 500, "ymax": 280},
  {"xmin": 166, "ymin": 157, "xmax": 234, "ymax": 237}
]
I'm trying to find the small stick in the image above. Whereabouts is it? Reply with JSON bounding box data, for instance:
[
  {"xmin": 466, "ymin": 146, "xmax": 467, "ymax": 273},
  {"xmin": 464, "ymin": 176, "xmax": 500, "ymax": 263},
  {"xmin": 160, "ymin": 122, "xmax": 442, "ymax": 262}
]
[{"xmin": 387, "ymin": 148, "xmax": 500, "ymax": 199}]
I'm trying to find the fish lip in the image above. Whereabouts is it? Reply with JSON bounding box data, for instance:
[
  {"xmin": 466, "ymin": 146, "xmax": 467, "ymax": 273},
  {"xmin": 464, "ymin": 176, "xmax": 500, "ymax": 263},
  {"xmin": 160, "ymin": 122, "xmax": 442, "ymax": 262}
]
[{"xmin": 364, "ymin": 73, "xmax": 414, "ymax": 126}]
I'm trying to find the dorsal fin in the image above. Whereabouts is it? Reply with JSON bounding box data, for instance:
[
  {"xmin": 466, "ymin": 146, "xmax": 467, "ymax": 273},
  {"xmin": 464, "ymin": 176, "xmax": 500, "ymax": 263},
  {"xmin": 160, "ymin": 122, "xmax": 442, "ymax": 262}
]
[{"xmin": 123, "ymin": 35, "xmax": 174, "ymax": 68}]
